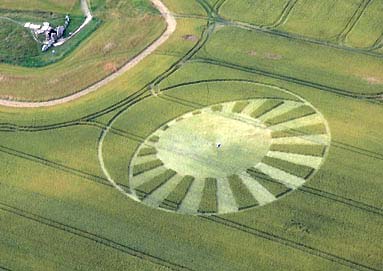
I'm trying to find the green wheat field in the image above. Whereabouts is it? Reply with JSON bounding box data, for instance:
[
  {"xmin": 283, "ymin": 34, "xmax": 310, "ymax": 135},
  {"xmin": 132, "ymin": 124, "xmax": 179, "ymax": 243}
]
[{"xmin": 0, "ymin": 0, "xmax": 382, "ymax": 270}]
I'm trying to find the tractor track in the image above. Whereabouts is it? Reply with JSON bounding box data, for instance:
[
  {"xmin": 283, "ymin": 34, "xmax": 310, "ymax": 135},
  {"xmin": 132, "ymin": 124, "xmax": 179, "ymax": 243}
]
[
  {"xmin": 214, "ymin": 0, "xmax": 227, "ymax": 13},
  {"xmin": 337, "ymin": 0, "xmax": 373, "ymax": 44},
  {"xmin": 299, "ymin": 186, "xmax": 383, "ymax": 216},
  {"xmin": 1, "ymin": 140, "xmax": 381, "ymax": 218},
  {"xmin": 160, "ymin": 80, "xmax": 383, "ymax": 160},
  {"xmin": 0, "ymin": 2, "xmax": 381, "ymax": 131},
  {"xmin": 191, "ymin": 58, "xmax": 383, "ymax": 99},
  {"xmin": 0, "ymin": 0, "xmax": 215, "ymax": 131},
  {"xmin": 0, "ymin": 201, "xmax": 193, "ymax": 271},
  {"xmin": 369, "ymin": 32, "xmax": 383, "ymax": 50},
  {"xmin": 173, "ymin": 5, "xmax": 383, "ymax": 55},
  {"xmin": 201, "ymin": 215, "xmax": 380, "ymax": 271},
  {"xmin": 99, "ymin": 79, "xmax": 383, "ymax": 219},
  {"xmin": 0, "ymin": 180, "xmax": 381, "ymax": 271},
  {"xmin": 0, "ymin": 2, "xmax": 382, "ymax": 269},
  {"xmin": 3, "ymin": 111, "xmax": 382, "ymax": 219},
  {"xmin": 265, "ymin": 0, "xmax": 298, "ymax": 29},
  {"xmin": 2, "ymin": 78, "xmax": 382, "ymax": 164},
  {"xmin": 0, "ymin": 144, "xmax": 109, "ymax": 187},
  {"xmin": 216, "ymin": 16, "xmax": 383, "ymax": 57}
]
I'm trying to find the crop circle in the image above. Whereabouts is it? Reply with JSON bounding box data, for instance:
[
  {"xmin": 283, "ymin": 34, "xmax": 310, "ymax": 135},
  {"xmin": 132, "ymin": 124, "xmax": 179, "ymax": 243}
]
[{"xmin": 128, "ymin": 98, "xmax": 330, "ymax": 215}]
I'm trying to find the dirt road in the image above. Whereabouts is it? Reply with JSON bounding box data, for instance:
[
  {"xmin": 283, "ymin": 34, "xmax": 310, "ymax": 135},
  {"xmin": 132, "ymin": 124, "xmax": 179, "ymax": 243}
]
[{"xmin": 0, "ymin": 0, "xmax": 176, "ymax": 108}]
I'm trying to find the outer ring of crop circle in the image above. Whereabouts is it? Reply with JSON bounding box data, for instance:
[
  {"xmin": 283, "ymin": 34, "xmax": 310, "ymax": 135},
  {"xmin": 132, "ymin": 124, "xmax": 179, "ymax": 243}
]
[{"xmin": 98, "ymin": 81, "xmax": 332, "ymax": 215}]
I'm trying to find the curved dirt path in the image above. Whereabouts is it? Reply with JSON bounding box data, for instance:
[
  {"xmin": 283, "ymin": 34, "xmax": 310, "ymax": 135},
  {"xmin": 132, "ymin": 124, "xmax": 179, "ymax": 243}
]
[{"xmin": 0, "ymin": 0, "xmax": 176, "ymax": 108}]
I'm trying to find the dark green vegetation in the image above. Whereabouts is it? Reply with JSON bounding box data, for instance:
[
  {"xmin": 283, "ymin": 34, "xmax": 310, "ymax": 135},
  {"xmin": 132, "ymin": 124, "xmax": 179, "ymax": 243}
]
[
  {"xmin": 265, "ymin": 105, "xmax": 315, "ymax": 125},
  {"xmin": 136, "ymin": 169, "xmax": 177, "ymax": 198},
  {"xmin": 161, "ymin": 176, "xmax": 195, "ymax": 211},
  {"xmin": 262, "ymin": 156, "xmax": 315, "ymax": 179},
  {"xmin": 228, "ymin": 175, "xmax": 258, "ymax": 210},
  {"xmin": 231, "ymin": 100, "xmax": 249, "ymax": 113},
  {"xmin": 0, "ymin": 7, "xmax": 98, "ymax": 66},
  {"xmin": 0, "ymin": 19, "xmax": 38, "ymax": 63},
  {"xmin": 0, "ymin": 0, "xmax": 382, "ymax": 271},
  {"xmin": 271, "ymin": 123, "xmax": 327, "ymax": 138},
  {"xmin": 133, "ymin": 159, "xmax": 164, "ymax": 176},
  {"xmin": 251, "ymin": 99, "xmax": 284, "ymax": 118},
  {"xmin": 270, "ymin": 144, "xmax": 326, "ymax": 157},
  {"xmin": 138, "ymin": 147, "xmax": 157, "ymax": 156},
  {"xmin": 247, "ymin": 168, "xmax": 290, "ymax": 197},
  {"xmin": 198, "ymin": 178, "xmax": 218, "ymax": 213}
]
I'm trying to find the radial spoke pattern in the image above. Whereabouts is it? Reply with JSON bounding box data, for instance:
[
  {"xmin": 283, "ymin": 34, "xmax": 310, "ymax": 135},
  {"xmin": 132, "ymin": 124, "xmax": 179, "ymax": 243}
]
[{"xmin": 128, "ymin": 98, "xmax": 330, "ymax": 215}]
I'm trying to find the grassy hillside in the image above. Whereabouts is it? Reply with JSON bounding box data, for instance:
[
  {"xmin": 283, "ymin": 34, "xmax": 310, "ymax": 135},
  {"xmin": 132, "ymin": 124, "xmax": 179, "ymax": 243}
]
[
  {"xmin": 0, "ymin": 19, "xmax": 39, "ymax": 62},
  {"xmin": 0, "ymin": 0, "xmax": 81, "ymax": 14},
  {"xmin": 0, "ymin": 7, "xmax": 95, "ymax": 66},
  {"xmin": 0, "ymin": 0, "xmax": 166, "ymax": 101}
]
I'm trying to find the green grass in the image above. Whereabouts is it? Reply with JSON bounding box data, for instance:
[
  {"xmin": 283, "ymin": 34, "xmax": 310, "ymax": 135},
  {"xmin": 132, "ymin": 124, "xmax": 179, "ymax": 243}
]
[
  {"xmin": 161, "ymin": 0, "xmax": 206, "ymax": 16},
  {"xmin": 0, "ymin": 125, "xmax": 105, "ymax": 179},
  {"xmin": 0, "ymin": 19, "xmax": 39, "ymax": 63},
  {"xmin": 198, "ymin": 178, "xmax": 218, "ymax": 213},
  {"xmin": 0, "ymin": 209, "xmax": 171, "ymax": 271},
  {"xmin": 220, "ymin": 0, "xmax": 289, "ymax": 26},
  {"xmin": 227, "ymin": 174, "xmax": 258, "ymax": 210}
]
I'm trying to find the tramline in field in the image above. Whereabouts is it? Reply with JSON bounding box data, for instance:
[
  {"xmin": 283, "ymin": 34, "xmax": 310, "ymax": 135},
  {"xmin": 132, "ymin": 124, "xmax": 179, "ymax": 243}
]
[{"xmin": 1, "ymin": 0, "xmax": 382, "ymax": 270}]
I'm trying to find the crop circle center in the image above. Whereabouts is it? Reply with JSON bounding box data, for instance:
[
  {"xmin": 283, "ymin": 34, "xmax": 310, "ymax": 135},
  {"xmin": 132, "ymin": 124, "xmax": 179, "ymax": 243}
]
[{"xmin": 156, "ymin": 111, "xmax": 271, "ymax": 179}]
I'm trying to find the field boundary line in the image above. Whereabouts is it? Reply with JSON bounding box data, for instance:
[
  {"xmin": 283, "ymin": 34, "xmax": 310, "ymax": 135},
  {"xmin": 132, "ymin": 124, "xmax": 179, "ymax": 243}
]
[{"xmin": 0, "ymin": 0, "xmax": 177, "ymax": 108}]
